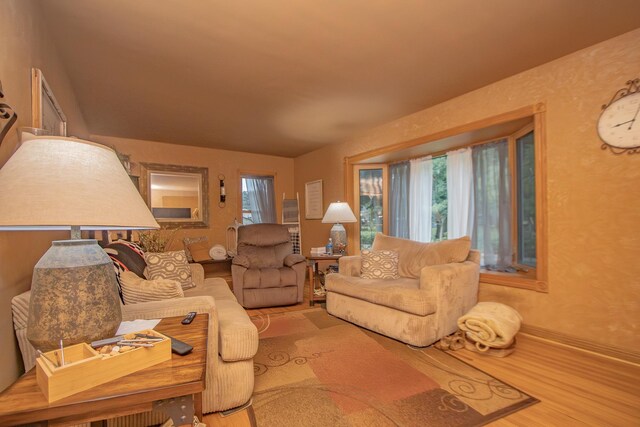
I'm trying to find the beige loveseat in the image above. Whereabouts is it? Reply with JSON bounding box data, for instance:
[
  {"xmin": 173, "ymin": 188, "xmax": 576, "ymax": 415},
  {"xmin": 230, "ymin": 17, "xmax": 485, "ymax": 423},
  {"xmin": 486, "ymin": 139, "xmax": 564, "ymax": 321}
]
[
  {"xmin": 326, "ymin": 234, "xmax": 480, "ymax": 347},
  {"xmin": 11, "ymin": 263, "xmax": 258, "ymax": 425}
]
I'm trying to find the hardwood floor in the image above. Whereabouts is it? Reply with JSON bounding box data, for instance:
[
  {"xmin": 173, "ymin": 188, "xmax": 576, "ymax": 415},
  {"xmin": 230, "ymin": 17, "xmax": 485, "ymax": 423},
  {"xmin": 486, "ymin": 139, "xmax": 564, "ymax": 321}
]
[
  {"xmin": 207, "ymin": 279, "xmax": 640, "ymax": 426},
  {"xmin": 448, "ymin": 334, "xmax": 640, "ymax": 426}
]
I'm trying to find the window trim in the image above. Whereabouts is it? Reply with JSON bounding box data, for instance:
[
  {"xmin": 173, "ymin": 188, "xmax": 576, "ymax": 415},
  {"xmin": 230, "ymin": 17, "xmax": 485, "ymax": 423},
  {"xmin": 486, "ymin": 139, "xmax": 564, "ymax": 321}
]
[{"xmin": 344, "ymin": 104, "xmax": 548, "ymax": 292}]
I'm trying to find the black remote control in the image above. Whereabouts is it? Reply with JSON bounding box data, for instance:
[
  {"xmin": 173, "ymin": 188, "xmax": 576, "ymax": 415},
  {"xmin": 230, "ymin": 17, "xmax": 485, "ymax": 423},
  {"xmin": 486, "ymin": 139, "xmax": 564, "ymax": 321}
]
[
  {"xmin": 182, "ymin": 311, "xmax": 197, "ymax": 325},
  {"xmin": 165, "ymin": 334, "xmax": 193, "ymax": 356}
]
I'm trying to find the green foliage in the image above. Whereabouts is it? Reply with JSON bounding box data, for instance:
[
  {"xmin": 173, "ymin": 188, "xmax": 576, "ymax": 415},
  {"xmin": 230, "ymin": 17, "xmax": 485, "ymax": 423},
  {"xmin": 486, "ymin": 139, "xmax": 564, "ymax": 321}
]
[
  {"xmin": 432, "ymin": 156, "xmax": 448, "ymax": 241},
  {"xmin": 137, "ymin": 226, "xmax": 180, "ymax": 252}
]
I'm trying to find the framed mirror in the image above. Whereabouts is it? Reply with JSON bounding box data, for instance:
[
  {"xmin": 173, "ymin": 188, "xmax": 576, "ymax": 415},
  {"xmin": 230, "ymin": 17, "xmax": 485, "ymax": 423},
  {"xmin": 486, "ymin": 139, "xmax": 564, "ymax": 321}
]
[{"xmin": 140, "ymin": 163, "xmax": 209, "ymax": 228}]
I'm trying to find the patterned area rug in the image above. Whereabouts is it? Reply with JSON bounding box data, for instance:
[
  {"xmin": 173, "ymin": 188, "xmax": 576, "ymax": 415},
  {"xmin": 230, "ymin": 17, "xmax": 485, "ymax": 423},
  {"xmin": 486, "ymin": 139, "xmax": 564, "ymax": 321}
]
[{"xmin": 250, "ymin": 308, "xmax": 537, "ymax": 427}]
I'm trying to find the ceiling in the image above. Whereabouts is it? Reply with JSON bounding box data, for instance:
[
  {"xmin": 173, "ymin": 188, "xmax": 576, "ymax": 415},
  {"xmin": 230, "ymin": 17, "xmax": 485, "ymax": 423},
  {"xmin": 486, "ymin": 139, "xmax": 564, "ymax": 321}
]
[{"xmin": 39, "ymin": 0, "xmax": 640, "ymax": 158}]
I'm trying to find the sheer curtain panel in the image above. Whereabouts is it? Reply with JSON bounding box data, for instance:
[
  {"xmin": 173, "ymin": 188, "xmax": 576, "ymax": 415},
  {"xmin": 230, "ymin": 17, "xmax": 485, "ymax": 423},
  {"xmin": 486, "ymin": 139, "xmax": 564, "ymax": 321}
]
[
  {"xmin": 389, "ymin": 161, "xmax": 410, "ymax": 238},
  {"xmin": 245, "ymin": 176, "xmax": 277, "ymax": 224},
  {"xmin": 472, "ymin": 140, "xmax": 512, "ymax": 266},
  {"xmin": 409, "ymin": 156, "xmax": 433, "ymax": 243},
  {"xmin": 447, "ymin": 148, "xmax": 474, "ymax": 239}
]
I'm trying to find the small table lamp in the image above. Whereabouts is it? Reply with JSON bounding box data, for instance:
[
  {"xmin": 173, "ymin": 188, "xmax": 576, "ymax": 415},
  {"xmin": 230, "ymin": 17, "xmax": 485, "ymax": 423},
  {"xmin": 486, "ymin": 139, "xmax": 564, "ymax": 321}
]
[
  {"xmin": 0, "ymin": 133, "xmax": 159, "ymax": 351},
  {"xmin": 322, "ymin": 201, "xmax": 357, "ymax": 254}
]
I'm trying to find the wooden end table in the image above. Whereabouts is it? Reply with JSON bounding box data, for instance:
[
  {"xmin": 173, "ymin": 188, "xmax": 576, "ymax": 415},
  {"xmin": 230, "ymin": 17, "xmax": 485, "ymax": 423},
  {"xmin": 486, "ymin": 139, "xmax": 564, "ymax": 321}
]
[
  {"xmin": 307, "ymin": 254, "xmax": 342, "ymax": 306},
  {"xmin": 0, "ymin": 315, "xmax": 209, "ymax": 427}
]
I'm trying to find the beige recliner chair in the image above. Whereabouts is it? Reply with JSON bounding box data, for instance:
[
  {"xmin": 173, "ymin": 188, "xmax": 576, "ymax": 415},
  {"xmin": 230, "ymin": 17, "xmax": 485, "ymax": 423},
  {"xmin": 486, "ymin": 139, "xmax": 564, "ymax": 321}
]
[{"xmin": 231, "ymin": 223, "xmax": 306, "ymax": 308}]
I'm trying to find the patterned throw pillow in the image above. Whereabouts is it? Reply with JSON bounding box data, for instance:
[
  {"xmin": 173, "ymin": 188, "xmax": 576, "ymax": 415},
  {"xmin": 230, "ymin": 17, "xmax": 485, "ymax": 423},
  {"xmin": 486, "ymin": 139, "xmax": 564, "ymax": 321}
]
[
  {"xmin": 144, "ymin": 250, "xmax": 195, "ymax": 291},
  {"xmin": 104, "ymin": 240, "xmax": 147, "ymax": 277},
  {"xmin": 119, "ymin": 271, "xmax": 184, "ymax": 305},
  {"xmin": 361, "ymin": 249, "xmax": 400, "ymax": 279},
  {"xmin": 103, "ymin": 240, "xmax": 147, "ymax": 302}
]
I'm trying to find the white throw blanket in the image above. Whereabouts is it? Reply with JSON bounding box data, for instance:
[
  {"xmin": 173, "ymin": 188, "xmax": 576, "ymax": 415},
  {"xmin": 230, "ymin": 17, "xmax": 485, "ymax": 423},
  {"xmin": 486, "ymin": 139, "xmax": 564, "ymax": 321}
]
[
  {"xmin": 457, "ymin": 302, "xmax": 522, "ymax": 350},
  {"xmin": 209, "ymin": 244, "xmax": 227, "ymax": 260}
]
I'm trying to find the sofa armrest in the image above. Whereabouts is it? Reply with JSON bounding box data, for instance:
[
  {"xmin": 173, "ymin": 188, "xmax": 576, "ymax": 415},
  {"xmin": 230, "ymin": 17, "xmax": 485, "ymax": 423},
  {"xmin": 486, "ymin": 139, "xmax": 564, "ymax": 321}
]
[
  {"xmin": 189, "ymin": 263, "xmax": 205, "ymax": 287},
  {"xmin": 338, "ymin": 255, "xmax": 362, "ymax": 277},
  {"xmin": 420, "ymin": 261, "xmax": 480, "ymax": 336}
]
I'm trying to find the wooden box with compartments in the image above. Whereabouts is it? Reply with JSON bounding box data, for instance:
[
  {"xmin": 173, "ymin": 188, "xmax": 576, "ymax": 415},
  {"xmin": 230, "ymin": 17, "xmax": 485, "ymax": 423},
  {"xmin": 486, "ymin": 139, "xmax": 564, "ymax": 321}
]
[{"xmin": 35, "ymin": 329, "xmax": 171, "ymax": 402}]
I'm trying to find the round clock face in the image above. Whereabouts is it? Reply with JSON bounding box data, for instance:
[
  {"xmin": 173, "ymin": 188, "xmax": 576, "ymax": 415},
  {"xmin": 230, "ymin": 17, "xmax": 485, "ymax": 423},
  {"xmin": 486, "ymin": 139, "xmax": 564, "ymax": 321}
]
[{"xmin": 597, "ymin": 91, "xmax": 640, "ymax": 149}]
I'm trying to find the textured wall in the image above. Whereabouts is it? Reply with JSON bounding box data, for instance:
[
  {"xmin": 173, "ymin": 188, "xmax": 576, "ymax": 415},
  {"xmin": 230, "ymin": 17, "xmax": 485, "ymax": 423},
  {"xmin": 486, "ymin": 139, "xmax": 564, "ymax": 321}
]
[
  {"xmin": 92, "ymin": 135, "xmax": 295, "ymax": 250},
  {"xmin": 295, "ymin": 29, "xmax": 640, "ymax": 352},
  {"xmin": 0, "ymin": 0, "xmax": 89, "ymax": 390}
]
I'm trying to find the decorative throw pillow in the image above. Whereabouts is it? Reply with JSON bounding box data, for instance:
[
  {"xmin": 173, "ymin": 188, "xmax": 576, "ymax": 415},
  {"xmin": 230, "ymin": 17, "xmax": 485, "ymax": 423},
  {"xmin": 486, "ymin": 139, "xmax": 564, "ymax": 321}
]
[
  {"xmin": 361, "ymin": 249, "xmax": 400, "ymax": 279},
  {"xmin": 119, "ymin": 271, "xmax": 184, "ymax": 305},
  {"xmin": 104, "ymin": 240, "xmax": 146, "ymax": 278},
  {"xmin": 183, "ymin": 236, "xmax": 208, "ymax": 262},
  {"xmin": 103, "ymin": 240, "xmax": 147, "ymax": 302},
  {"xmin": 144, "ymin": 250, "xmax": 195, "ymax": 291}
]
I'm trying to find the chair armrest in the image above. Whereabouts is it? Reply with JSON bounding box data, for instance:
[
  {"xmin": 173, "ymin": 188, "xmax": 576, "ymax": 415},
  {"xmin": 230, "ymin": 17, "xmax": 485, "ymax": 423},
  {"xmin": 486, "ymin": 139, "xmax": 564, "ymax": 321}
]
[
  {"xmin": 419, "ymin": 261, "xmax": 480, "ymax": 335},
  {"xmin": 232, "ymin": 254, "xmax": 250, "ymax": 268},
  {"xmin": 189, "ymin": 263, "xmax": 205, "ymax": 287},
  {"xmin": 338, "ymin": 256, "xmax": 362, "ymax": 277},
  {"xmin": 284, "ymin": 253, "xmax": 306, "ymax": 267},
  {"xmin": 419, "ymin": 261, "xmax": 480, "ymax": 294}
]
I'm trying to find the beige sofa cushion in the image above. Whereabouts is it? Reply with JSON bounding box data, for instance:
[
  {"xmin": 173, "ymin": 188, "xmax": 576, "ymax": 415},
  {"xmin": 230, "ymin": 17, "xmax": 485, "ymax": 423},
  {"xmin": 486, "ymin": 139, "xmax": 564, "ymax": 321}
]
[
  {"xmin": 120, "ymin": 271, "xmax": 184, "ymax": 304},
  {"xmin": 372, "ymin": 233, "xmax": 471, "ymax": 278},
  {"xmin": 184, "ymin": 277, "xmax": 236, "ymax": 302},
  {"xmin": 325, "ymin": 274, "xmax": 436, "ymax": 316}
]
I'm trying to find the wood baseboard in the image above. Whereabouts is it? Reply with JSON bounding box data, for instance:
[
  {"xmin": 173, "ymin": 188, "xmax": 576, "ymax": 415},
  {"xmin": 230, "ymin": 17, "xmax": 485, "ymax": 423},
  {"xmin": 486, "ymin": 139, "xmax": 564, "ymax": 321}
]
[{"xmin": 520, "ymin": 324, "xmax": 640, "ymax": 365}]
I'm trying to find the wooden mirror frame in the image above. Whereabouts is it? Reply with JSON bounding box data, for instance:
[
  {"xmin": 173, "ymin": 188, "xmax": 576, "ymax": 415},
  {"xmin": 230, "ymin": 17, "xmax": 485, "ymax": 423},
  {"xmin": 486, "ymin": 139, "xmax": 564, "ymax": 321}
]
[{"xmin": 140, "ymin": 162, "xmax": 209, "ymax": 229}]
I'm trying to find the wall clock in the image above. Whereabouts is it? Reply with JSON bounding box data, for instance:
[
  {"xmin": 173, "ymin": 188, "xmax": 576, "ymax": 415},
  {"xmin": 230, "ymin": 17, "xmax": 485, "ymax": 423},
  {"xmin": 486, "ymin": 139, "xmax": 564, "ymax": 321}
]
[{"xmin": 597, "ymin": 78, "xmax": 640, "ymax": 154}]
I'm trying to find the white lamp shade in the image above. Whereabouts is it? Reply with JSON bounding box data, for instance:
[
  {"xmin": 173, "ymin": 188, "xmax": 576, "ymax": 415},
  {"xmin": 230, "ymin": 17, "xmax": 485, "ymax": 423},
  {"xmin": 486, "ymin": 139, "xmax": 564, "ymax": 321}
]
[
  {"xmin": 0, "ymin": 133, "xmax": 159, "ymax": 230},
  {"xmin": 322, "ymin": 201, "xmax": 356, "ymax": 224}
]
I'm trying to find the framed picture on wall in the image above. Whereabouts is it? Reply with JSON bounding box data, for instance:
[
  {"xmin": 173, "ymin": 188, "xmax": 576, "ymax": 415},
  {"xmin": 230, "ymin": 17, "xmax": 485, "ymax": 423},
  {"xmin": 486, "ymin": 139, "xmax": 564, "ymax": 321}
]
[
  {"xmin": 31, "ymin": 68, "xmax": 67, "ymax": 136},
  {"xmin": 305, "ymin": 179, "xmax": 323, "ymax": 219}
]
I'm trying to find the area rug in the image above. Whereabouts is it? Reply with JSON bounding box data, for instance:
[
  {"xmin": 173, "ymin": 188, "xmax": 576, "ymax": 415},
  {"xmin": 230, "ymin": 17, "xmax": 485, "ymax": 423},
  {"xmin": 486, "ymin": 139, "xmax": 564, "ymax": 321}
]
[{"xmin": 250, "ymin": 308, "xmax": 538, "ymax": 427}]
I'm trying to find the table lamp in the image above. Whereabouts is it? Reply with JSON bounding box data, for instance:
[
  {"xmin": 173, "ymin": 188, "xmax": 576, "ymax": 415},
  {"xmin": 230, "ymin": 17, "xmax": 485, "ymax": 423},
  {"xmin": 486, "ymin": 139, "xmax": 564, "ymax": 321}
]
[
  {"xmin": 322, "ymin": 201, "xmax": 357, "ymax": 254},
  {"xmin": 0, "ymin": 133, "xmax": 159, "ymax": 351}
]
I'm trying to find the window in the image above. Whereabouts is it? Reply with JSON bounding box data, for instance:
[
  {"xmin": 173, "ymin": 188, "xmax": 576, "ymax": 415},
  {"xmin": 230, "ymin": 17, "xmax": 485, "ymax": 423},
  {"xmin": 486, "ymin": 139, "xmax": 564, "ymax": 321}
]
[
  {"xmin": 347, "ymin": 106, "xmax": 547, "ymax": 291},
  {"xmin": 516, "ymin": 130, "xmax": 536, "ymax": 267},
  {"xmin": 240, "ymin": 174, "xmax": 276, "ymax": 224},
  {"xmin": 356, "ymin": 167, "xmax": 385, "ymax": 249}
]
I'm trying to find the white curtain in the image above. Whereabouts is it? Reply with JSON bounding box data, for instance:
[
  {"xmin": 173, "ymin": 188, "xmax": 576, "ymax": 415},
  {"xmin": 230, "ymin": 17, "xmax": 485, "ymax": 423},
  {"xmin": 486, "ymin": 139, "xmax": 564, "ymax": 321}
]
[
  {"xmin": 447, "ymin": 148, "xmax": 474, "ymax": 239},
  {"xmin": 409, "ymin": 156, "xmax": 433, "ymax": 242},
  {"xmin": 389, "ymin": 161, "xmax": 410, "ymax": 238},
  {"xmin": 245, "ymin": 176, "xmax": 277, "ymax": 223},
  {"xmin": 472, "ymin": 140, "xmax": 512, "ymax": 267}
]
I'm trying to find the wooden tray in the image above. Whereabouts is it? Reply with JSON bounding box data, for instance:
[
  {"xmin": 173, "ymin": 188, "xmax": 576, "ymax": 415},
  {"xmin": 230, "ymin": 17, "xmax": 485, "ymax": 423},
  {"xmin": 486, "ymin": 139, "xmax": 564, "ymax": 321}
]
[{"xmin": 36, "ymin": 329, "xmax": 171, "ymax": 402}]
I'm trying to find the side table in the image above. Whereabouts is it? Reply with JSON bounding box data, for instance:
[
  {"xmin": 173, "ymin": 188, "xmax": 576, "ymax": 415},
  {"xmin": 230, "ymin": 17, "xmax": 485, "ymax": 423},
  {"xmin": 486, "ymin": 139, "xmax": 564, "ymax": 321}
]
[
  {"xmin": 0, "ymin": 315, "xmax": 208, "ymax": 427},
  {"xmin": 307, "ymin": 254, "xmax": 342, "ymax": 306}
]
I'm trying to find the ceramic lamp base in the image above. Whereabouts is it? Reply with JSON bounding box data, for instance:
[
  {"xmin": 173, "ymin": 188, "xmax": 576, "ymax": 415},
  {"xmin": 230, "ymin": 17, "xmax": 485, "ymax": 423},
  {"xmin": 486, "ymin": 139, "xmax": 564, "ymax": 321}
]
[
  {"xmin": 330, "ymin": 223, "xmax": 348, "ymax": 254},
  {"xmin": 27, "ymin": 239, "xmax": 122, "ymax": 351}
]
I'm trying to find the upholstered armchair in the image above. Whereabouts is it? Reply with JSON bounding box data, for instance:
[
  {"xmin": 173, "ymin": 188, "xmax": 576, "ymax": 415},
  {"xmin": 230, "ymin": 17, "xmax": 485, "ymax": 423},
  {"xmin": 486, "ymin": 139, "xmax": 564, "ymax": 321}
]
[
  {"xmin": 326, "ymin": 234, "xmax": 480, "ymax": 347},
  {"xmin": 231, "ymin": 223, "xmax": 306, "ymax": 308}
]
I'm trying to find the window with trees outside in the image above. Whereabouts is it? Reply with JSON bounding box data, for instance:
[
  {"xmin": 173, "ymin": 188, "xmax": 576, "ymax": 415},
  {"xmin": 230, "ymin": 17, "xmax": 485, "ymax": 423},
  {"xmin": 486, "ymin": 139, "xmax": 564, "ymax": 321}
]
[
  {"xmin": 240, "ymin": 174, "xmax": 277, "ymax": 225},
  {"xmin": 348, "ymin": 107, "xmax": 546, "ymax": 292}
]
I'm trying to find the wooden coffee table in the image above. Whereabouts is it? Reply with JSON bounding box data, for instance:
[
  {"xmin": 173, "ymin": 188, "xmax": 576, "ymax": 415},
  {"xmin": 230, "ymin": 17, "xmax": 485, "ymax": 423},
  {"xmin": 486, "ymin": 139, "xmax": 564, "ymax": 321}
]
[{"xmin": 0, "ymin": 314, "xmax": 208, "ymax": 426}]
